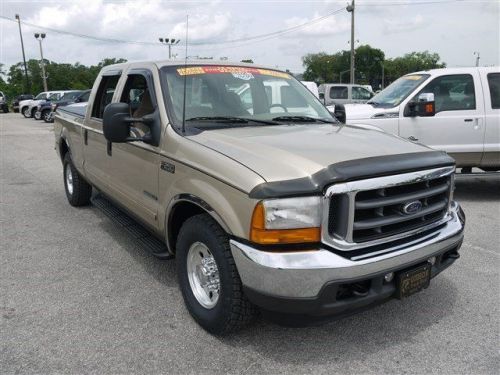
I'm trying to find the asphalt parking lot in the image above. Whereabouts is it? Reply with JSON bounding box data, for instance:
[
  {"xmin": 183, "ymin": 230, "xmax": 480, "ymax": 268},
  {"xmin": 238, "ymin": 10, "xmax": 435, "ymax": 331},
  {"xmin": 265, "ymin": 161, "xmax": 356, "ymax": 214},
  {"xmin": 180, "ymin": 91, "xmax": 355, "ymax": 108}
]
[{"xmin": 1, "ymin": 113, "xmax": 499, "ymax": 375}]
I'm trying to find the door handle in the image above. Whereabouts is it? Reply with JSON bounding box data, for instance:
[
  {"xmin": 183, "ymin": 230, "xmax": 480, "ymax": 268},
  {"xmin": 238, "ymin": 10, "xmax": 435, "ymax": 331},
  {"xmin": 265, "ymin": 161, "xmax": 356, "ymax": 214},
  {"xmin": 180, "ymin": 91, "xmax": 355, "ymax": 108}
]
[
  {"xmin": 464, "ymin": 119, "xmax": 473, "ymax": 122},
  {"xmin": 408, "ymin": 136, "xmax": 419, "ymax": 142}
]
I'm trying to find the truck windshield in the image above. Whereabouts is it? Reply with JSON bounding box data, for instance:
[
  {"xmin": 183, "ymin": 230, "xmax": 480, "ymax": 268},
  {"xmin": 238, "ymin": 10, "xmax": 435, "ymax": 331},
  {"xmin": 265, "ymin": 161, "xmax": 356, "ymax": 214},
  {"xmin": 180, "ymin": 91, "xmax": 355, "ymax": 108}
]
[
  {"xmin": 60, "ymin": 91, "xmax": 82, "ymax": 100},
  {"xmin": 161, "ymin": 65, "xmax": 335, "ymax": 131},
  {"xmin": 368, "ymin": 74, "xmax": 429, "ymax": 108}
]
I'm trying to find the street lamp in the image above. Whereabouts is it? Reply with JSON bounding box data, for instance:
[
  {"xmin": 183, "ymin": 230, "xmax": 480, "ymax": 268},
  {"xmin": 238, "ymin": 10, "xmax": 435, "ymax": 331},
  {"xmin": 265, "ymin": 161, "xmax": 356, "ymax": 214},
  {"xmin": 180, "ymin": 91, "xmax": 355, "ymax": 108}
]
[
  {"xmin": 159, "ymin": 38, "xmax": 180, "ymax": 59},
  {"xmin": 473, "ymin": 51, "xmax": 480, "ymax": 67},
  {"xmin": 34, "ymin": 33, "xmax": 48, "ymax": 92}
]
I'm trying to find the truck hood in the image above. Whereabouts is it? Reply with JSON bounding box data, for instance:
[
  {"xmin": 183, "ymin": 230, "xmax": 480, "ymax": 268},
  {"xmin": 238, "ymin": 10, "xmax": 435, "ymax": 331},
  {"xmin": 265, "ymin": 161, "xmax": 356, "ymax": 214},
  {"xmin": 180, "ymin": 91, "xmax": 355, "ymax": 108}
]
[
  {"xmin": 340, "ymin": 103, "xmax": 399, "ymax": 120},
  {"xmin": 188, "ymin": 124, "xmax": 430, "ymax": 183}
]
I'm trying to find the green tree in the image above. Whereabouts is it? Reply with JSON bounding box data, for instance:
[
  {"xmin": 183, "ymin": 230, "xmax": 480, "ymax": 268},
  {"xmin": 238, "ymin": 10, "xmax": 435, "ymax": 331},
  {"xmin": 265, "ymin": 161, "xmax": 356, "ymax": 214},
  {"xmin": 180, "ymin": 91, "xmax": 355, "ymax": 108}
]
[
  {"xmin": 1, "ymin": 58, "xmax": 127, "ymax": 100},
  {"xmin": 384, "ymin": 51, "xmax": 446, "ymax": 82},
  {"xmin": 302, "ymin": 46, "xmax": 446, "ymax": 88}
]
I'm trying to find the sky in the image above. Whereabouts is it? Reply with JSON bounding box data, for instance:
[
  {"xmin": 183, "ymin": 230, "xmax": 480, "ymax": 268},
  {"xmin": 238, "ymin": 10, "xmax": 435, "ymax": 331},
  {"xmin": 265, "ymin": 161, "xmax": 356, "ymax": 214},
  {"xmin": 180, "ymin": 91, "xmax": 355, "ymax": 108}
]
[{"xmin": 0, "ymin": 0, "xmax": 499, "ymax": 75}]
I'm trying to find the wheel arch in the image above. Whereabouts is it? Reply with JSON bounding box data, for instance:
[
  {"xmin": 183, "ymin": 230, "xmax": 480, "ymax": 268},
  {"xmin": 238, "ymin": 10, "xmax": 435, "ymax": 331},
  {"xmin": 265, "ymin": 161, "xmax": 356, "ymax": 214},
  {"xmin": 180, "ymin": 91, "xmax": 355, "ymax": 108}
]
[{"xmin": 166, "ymin": 194, "xmax": 232, "ymax": 254}]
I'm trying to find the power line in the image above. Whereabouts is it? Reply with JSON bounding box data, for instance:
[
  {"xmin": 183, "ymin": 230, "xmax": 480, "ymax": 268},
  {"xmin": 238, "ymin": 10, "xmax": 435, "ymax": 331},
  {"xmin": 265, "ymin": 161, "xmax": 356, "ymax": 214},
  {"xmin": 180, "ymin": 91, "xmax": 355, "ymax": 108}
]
[
  {"xmin": 359, "ymin": 0, "xmax": 467, "ymax": 6},
  {"xmin": 0, "ymin": 7, "xmax": 345, "ymax": 48}
]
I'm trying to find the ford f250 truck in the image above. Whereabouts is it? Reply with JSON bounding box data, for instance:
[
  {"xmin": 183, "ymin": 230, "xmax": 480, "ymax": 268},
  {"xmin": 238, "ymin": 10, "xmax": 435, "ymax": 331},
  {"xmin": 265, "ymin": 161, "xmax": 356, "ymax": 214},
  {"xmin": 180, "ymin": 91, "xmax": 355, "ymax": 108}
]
[
  {"xmin": 54, "ymin": 61, "xmax": 465, "ymax": 334},
  {"xmin": 330, "ymin": 67, "xmax": 500, "ymax": 172}
]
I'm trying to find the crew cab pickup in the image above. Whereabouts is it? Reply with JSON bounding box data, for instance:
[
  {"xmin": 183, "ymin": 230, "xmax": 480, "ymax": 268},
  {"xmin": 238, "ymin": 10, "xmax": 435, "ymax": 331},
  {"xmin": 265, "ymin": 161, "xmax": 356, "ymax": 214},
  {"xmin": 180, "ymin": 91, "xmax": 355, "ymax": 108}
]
[
  {"xmin": 330, "ymin": 67, "xmax": 500, "ymax": 171},
  {"xmin": 54, "ymin": 61, "xmax": 465, "ymax": 334}
]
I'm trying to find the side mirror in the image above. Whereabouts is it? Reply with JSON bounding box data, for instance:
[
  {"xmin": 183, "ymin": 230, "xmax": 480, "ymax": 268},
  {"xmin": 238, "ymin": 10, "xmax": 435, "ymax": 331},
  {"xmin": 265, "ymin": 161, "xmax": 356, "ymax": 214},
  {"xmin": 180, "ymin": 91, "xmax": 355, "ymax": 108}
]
[
  {"xmin": 103, "ymin": 102, "xmax": 154, "ymax": 143},
  {"xmin": 407, "ymin": 93, "xmax": 435, "ymax": 117},
  {"xmin": 333, "ymin": 103, "xmax": 346, "ymax": 124},
  {"xmin": 319, "ymin": 92, "xmax": 326, "ymax": 105}
]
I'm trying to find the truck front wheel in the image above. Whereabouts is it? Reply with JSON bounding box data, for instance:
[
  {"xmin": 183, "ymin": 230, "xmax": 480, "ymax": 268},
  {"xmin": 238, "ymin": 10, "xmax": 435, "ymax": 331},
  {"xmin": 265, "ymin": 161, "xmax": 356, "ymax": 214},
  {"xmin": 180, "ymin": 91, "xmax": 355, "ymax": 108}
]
[
  {"xmin": 63, "ymin": 153, "xmax": 92, "ymax": 206},
  {"xmin": 176, "ymin": 214, "xmax": 256, "ymax": 335}
]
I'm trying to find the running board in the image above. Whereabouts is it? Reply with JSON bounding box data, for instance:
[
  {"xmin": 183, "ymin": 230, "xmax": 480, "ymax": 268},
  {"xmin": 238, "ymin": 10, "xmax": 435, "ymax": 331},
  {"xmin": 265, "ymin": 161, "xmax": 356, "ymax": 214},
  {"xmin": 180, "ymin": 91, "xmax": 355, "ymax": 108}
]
[{"xmin": 91, "ymin": 194, "xmax": 173, "ymax": 260}]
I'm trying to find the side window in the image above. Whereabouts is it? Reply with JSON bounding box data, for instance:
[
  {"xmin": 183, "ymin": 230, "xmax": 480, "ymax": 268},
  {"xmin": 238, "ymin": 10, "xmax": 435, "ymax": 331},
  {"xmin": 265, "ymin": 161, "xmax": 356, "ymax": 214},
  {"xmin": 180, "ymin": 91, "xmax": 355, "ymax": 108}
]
[
  {"xmin": 417, "ymin": 74, "xmax": 476, "ymax": 113},
  {"xmin": 329, "ymin": 86, "xmax": 348, "ymax": 99},
  {"xmin": 120, "ymin": 74, "xmax": 156, "ymax": 137},
  {"xmin": 91, "ymin": 75, "xmax": 120, "ymax": 119},
  {"xmin": 352, "ymin": 87, "xmax": 372, "ymax": 100},
  {"xmin": 80, "ymin": 91, "xmax": 90, "ymax": 102},
  {"xmin": 487, "ymin": 73, "xmax": 500, "ymax": 109}
]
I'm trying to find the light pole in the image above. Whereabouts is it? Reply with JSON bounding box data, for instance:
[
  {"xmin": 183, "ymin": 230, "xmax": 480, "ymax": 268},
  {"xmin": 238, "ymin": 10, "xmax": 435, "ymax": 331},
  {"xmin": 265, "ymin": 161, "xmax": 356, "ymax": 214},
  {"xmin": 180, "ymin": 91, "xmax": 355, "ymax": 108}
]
[
  {"xmin": 34, "ymin": 33, "xmax": 48, "ymax": 92},
  {"xmin": 473, "ymin": 51, "xmax": 480, "ymax": 67},
  {"xmin": 346, "ymin": 0, "xmax": 355, "ymax": 84},
  {"xmin": 159, "ymin": 38, "xmax": 180, "ymax": 59},
  {"xmin": 15, "ymin": 14, "xmax": 30, "ymax": 93},
  {"xmin": 339, "ymin": 69, "xmax": 350, "ymax": 83}
]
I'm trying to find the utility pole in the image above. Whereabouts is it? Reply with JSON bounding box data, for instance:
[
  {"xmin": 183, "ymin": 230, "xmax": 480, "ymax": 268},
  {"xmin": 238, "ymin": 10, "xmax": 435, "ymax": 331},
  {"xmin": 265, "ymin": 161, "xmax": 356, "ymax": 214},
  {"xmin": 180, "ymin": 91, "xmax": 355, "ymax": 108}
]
[
  {"xmin": 15, "ymin": 14, "xmax": 30, "ymax": 93},
  {"xmin": 473, "ymin": 51, "xmax": 480, "ymax": 67},
  {"xmin": 347, "ymin": 0, "xmax": 355, "ymax": 84},
  {"xmin": 34, "ymin": 33, "xmax": 48, "ymax": 92},
  {"xmin": 159, "ymin": 38, "xmax": 180, "ymax": 59},
  {"xmin": 381, "ymin": 62, "xmax": 385, "ymax": 89}
]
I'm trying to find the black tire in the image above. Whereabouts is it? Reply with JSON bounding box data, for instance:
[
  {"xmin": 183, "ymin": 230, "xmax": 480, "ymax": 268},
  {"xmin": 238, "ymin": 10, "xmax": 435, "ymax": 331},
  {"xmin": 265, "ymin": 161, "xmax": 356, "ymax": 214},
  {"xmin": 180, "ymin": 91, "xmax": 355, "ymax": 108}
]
[
  {"xmin": 22, "ymin": 107, "xmax": 30, "ymax": 118},
  {"xmin": 31, "ymin": 108, "xmax": 38, "ymax": 119},
  {"xmin": 63, "ymin": 153, "xmax": 92, "ymax": 207},
  {"xmin": 176, "ymin": 214, "xmax": 256, "ymax": 335},
  {"xmin": 2, "ymin": 106, "xmax": 8, "ymax": 113},
  {"xmin": 42, "ymin": 109, "xmax": 52, "ymax": 123}
]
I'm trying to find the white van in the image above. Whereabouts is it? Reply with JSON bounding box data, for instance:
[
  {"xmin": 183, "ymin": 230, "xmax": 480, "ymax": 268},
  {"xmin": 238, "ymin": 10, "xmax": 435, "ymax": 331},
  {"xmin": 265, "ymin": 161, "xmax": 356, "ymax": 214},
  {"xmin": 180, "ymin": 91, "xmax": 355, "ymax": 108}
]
[{"xmin": 334, "ymin": 67, "xmax": 500, "ymax": 170}]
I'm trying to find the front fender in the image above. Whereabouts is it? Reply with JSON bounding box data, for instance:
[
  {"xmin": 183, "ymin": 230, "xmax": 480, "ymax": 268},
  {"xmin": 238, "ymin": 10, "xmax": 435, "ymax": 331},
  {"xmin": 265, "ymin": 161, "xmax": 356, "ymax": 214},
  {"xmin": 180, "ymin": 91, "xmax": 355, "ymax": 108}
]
[{"xmin": 159, "ymin": 169, "xmax": 257, "ymax": 250}]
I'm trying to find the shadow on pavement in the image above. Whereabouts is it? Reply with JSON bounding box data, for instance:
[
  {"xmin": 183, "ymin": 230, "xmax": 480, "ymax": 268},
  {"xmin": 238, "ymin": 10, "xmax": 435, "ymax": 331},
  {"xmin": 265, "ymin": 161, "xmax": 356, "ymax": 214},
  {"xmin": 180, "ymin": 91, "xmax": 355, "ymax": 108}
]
[{"xmin": 454, "ymin": 176, "xmax": 500, "ymax": 201}]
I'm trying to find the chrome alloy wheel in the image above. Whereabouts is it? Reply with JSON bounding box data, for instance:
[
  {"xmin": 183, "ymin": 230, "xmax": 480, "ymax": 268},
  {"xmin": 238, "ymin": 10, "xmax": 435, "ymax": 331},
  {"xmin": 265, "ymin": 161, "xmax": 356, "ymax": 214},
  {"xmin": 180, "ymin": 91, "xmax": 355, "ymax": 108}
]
[
  {"xmin": 65, "ymin": 163, "xmax": 74, "ymax": 196},
  {"xmin": 186, "ymin": 242, "xmax": 220, "ymax": 309}
]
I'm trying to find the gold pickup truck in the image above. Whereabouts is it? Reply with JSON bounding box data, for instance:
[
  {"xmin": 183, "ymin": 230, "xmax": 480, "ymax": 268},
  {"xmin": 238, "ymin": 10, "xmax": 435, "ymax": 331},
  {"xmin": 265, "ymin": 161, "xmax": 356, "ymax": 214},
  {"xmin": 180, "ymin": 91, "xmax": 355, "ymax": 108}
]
[{"xmin": 54, "ymin": 61, "xmax": 465, "ymax": 334}]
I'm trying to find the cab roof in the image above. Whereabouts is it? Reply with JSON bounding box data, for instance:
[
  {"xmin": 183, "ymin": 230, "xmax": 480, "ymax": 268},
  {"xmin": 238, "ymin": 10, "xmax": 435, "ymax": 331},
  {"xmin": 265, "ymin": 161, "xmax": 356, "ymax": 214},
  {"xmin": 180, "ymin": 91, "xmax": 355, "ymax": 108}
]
[{"xmin": 100, "ymin": 60, "xmax": 284, "ymax": 73}]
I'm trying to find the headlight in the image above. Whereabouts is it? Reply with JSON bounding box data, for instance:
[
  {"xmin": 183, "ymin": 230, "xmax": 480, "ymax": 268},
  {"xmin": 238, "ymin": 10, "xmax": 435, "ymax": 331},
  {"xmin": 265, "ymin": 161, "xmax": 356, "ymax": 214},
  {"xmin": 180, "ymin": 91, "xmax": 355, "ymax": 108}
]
[
  {"xmin": 250, "ymin": 196, "xmax": 322, "ymax": 245},
  {"xmin": 51, "ymin": 103, "xmax": 57, "ymax": 110}
]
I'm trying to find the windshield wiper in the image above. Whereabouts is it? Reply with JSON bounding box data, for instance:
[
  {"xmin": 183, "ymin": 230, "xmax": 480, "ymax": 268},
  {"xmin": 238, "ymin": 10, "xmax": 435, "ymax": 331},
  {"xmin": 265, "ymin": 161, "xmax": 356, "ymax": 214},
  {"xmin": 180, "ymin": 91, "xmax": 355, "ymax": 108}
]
[
  {"xmin": 186, "ymin": 116, "xmax": 247, "ymax": 123},
  {"xmin": 272, "ymin": 115, "xmax": 336, "ymax": 123},
  {"xmin": 186, "ymin": 116, "xmax": 278, "ymax": 125}
]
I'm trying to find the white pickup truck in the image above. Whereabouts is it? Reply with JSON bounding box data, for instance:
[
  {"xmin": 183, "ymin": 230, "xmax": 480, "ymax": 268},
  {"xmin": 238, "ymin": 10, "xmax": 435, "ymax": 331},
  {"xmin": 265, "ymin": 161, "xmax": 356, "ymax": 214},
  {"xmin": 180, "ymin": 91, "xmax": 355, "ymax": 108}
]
[{"xmin": 331, "ymin": 67, "xmax": 500, "ymax": 171}]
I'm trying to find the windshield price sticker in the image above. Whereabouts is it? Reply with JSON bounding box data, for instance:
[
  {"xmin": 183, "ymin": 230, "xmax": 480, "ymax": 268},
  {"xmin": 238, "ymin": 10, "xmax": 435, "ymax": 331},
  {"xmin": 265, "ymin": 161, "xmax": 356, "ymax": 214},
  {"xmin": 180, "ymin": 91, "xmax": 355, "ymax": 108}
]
[
  {"xmin": 404, "ymin": 75, "xmax": 423, "ymax": 81},
  {"xmin": 177, "ymin": 66, "xmax": 290, "ymax": 79}
]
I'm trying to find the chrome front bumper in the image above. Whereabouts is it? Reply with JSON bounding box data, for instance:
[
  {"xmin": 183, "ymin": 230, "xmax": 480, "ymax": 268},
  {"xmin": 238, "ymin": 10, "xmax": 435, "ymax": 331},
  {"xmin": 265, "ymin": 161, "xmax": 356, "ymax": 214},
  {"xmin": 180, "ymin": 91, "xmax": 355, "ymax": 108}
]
[{"xmin": 231, "ymin": 202, "xmax": 464, "ymax": 299}]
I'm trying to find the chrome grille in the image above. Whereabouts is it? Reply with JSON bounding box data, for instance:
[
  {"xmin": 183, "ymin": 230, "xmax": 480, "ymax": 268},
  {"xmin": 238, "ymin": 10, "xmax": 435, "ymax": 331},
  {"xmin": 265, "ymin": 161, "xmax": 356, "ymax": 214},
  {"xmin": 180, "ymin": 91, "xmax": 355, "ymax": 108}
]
[{"xmin": 322, "ymin": 166, "xmax": 454, "ymax": 251}]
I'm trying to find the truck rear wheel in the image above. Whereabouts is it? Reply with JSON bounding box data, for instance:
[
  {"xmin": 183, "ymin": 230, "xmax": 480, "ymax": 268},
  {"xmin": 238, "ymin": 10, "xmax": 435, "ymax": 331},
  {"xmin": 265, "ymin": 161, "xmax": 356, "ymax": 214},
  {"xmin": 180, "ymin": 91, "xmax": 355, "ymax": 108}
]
[
  {"xmin": 176, "ymin": 214, "xmax": 256, "ymax": 335},
  {"xmin": 63, "ymin": 153, "xmax": 92, "ymax": 207}
]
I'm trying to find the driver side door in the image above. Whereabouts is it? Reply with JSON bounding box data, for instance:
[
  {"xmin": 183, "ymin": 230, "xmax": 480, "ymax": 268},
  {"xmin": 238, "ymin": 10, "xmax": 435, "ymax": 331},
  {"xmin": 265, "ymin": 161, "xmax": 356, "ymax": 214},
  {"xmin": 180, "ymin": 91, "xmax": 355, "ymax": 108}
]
[
  {"xmin": 106, "ymin": 69, "xmax": 161, "ymax": 229},
  {"xmin": 399, "ymin": 73, "xmax": 485, "ymax": 166}
]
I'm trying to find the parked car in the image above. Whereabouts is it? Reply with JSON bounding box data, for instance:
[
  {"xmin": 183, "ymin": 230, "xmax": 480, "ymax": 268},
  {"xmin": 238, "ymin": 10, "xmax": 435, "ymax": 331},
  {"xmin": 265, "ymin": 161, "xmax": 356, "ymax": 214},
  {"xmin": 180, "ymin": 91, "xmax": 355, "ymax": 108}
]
[
  {"xmin": 26, "ymin": 91, "xmax": 72, "ymax": 119},
  {"xmin": 333, "ymin": 67, "xmax": 500, "ymax": 171},
  {"xmin": 35, "ymin": 90, "xmax": 90, "ymax": 122},
  {"xmin": 12, "ymin": 94, "xmax": 34, "ymax": 113},
  {"xmin": 54, "ymin": 61, "xmax": 465, "ymax": 334},
  {"xmin": 319, "ymin": 83, "xmax": 374, "ymax": 106},
  {"xmin": 20, "ymin": 91, "xmax": 69, "ymax": 118},
  {"xmin": 0, "ymin": 92, "xmax": 8, "ymax": 113},
  {"xmin": 301, "ymin": 81, "xmax": 319, "ymax": 98}
]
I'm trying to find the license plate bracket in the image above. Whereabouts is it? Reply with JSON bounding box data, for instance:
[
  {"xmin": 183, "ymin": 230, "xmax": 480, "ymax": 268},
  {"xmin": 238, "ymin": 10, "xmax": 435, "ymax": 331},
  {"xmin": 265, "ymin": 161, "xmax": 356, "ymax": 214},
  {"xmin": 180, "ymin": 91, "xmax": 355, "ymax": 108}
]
[{"xmin": 396, "ymin": 263, "xmax": 431, "ymax": 299}]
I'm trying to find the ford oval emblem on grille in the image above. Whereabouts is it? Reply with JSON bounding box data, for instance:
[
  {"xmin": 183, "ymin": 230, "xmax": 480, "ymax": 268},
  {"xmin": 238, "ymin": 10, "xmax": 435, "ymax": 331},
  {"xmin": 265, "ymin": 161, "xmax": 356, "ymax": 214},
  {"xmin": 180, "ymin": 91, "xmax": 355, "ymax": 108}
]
[{"xmin": 401, "ymin": 200, "xmax": 423, "ymax": 215}]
